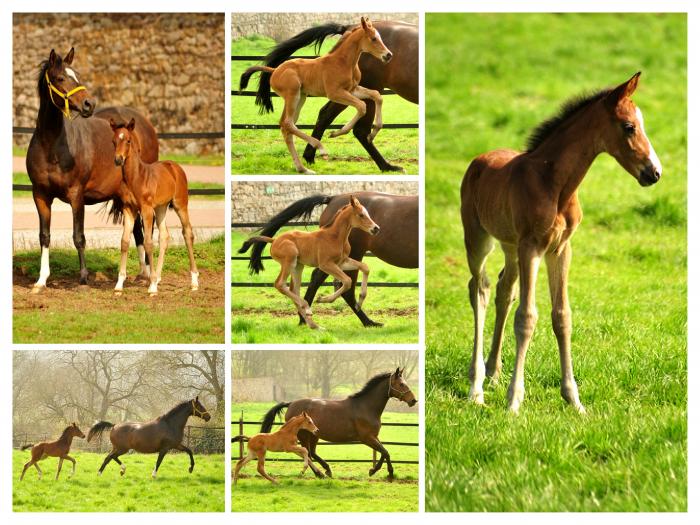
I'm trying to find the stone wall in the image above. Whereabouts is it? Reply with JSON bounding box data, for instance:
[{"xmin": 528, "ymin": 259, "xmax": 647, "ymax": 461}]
[
  {"xmin": 12, "ymin": 13, "xmax": 224, "ymax": 156},
  {"xmin": 232, "ymin": 181, "xmax": 418, "ymax": 227},
  {"xmin": 232, "ymin": 12, "xmax": 417, "ymax": 41}
]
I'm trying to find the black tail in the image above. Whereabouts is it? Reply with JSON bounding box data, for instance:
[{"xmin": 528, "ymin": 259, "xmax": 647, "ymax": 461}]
[
  {"xmin": 253, "ymin": 22, "xmax": 350, "ymax": 114},
  {"xmin": 21, "ymin": 444, "xmax": 34, "ymax": 451},
  {"xmin": 238, "ymin": 194, "xmax": 332, "ymax": 274},
  {"xmin": 260, "ymin": 402, "xmax": 290, "ymax": 433},
  {"xmin": 87, "ymin": 421, "xmax": 115, "ymax": 443},
  {"xmin": 231, "ymin": 435, "xmax": 250, "ymax": 443}
]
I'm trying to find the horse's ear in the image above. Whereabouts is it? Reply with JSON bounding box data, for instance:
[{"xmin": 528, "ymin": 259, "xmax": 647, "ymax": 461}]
[
  {"xmin": 126, "ymin": 118, "xmax": 136, "ymax": 131},
  {"xmin": 361, "ymin": 17, "xmax": 369, "ymax": 31},
  {"xmin": 49, "ymin": 49, "xmax": 58, "ymax": 66},
  {"xmin": 64, "ymin": 47, "xmax": 75, "ymax": 65},
  {"xmin": 607, "ymin": 71, "xmax": 641, "ymax": 106},
  {"xmin": 109, "ymin": 118, "xmax": 117, "ymax": 130},
  {"xmin": 350, "ymin": 195, "xmax": 361, "ymax": 209},
  {"xmin": 195, "ymin": 395, "xmax": 199, "ymax": 402},
  {"xmin": 395, "ymin": 367, "xmax": 401, "ymax": 376}
]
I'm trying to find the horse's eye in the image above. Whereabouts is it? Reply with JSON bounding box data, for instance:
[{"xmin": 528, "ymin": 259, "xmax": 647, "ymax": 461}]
[
  {"xmin": 127, "ymin": 140, "xmax": 131, "ymax": 144},
  {"xmin": 57, "ymin": 76, "xmax": 64, "ymax": 82},
  {"xmin": 372, "ymin": 37, "xmax": 377, "ymax": 42},
  {"xmin": 623, "ymin": 122, "xmax": 636, "ymax": 135}
]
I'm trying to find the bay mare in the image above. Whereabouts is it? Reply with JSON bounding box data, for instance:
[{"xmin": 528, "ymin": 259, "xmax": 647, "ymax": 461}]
[
  {"xmin": 260, "ymin": 368, "xmax": 417, "ymax": 479},
  {"xmin": 26, "ymin": 48, "xmax": 158, "ymax": 291},
  {"xmin": 461, "ymin": 72, "xmax": 662, "ymax": 413},
  {"xmin": 87, "ymin": 397, "xmax": 211, "ymax": 478}
]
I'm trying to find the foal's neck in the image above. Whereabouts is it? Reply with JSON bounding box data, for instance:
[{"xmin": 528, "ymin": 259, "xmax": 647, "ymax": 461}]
[
  {"xmin": 326, "ymin": 207, "xmax": 355, "ymax": 242},
  {"xmin": 122, "ymin": 150, "xmax": 148, "ymax": 187},
  {"xmin": 529, "ymin": 102, "xmax": 605, "ymax": 207},
  {"xmin": 333, "ymin": 29, "xmax": 365, "ymax": 68}
]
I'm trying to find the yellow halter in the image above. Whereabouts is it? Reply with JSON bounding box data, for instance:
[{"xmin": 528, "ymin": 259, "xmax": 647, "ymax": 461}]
[
  {"xmin": 191, "ymin": 399, "xmax": 210, "ymax": 419},
  {"xmin": 45, "ymin": 71, "xmax": 86, "ymax": 119}
]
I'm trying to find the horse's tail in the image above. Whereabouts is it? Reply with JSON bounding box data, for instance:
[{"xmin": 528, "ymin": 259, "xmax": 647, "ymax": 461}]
[
  {"xmin": 260, "ymin": 402, "xmax": 290, "ymax": 433},
  {"xmin": 250, "ymin": 22, "xmax": 350, "ymax": 114},
  {"xmin": 239, "ymin": 66, "xmax": 276, "ymax": 114},
  {"xmin": 104, "ymin": 197, "xmax": 124, "ymax": 225},
  {"xmin": 21, "ymin": 444, "xmax": 34, "ymax": 451},
  {"xmin": 238, "ymin": 194, "xmax": 332, "ymax": 274},
  {"xmin": 87, "ymin": 421, "xmax": 115, "ymax": 443},
  {"xmin": 231, "ymin": 435, "xmax": 250, "ymax": 443}
]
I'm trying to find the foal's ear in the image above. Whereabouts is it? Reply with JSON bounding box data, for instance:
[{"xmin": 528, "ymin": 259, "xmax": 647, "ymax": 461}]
[
  {"xmin": 350, "ymin": 195, "xmax": 361, "ymax": 209},
  {"xmin": 109, "ymin": 118, "xmax": 118, "ymax": 131},
  {"xmin": 607, "ymin": 71, "xmax": 641, "ymax": 106},
  {"xmin": 126, "ymin": 118, "xmax": 136, "ymax": 131},
  {"xmin": 64, "ymin": 47, "xmax": 75, "ymax": 65}
]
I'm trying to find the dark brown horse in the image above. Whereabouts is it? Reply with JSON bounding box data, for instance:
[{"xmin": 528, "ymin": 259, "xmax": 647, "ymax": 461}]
[
  {"xmin": 245, "ymin": 20, "xmax": 418, "ymax": 172},
  {"xmin": 26, "ymin": 48, "xmax": 158, "ymax": 291},
  {"xmin": 238, "ymin": 192, "xmax": 418, "ymax": 327},
  {"xmin": 260, "ymin": 368, "xmax": 417, "ymax": 479},
  {"xmin": 19, "ymin": 422, "xmax": 85, "ymax": 481},
  {"xmin": 87, "ymin": 397, "xmax": 211, "ymax": 478}
]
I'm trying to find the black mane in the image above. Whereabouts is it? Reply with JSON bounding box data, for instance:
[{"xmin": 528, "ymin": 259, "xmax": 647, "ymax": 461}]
[
  {"xmin": 160, "ymin": 400, "xmax": 192, "ymax": 420},
  {"xmin": 348, "ymin": 372, "xmax": 391, "ymax": 399},
  {"xmin": 525, "ymin": 88, "xmax": 612, "ymax": 153}
]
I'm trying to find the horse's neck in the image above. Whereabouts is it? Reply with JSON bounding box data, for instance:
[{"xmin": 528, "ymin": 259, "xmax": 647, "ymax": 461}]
[
  {"xmin": 36, "ymin": 93, "xmax": 66, "ymax": 140},
  {"xmin": 332, "ymin": 30, "xmax": 364, "ymax": 68},
  {"xmin": 165, "ymin": 404, "xmax": 191, "ymax": 431},
  {"xmin": 529, "ymin": 105, "xmax": 604, "ymax": 207},
  {"xmin": 354, "ymin": 379, "xmax": 390, "ymax": 417}
]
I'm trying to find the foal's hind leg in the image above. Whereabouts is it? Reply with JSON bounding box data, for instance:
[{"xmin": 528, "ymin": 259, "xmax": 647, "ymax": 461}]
[
  {"xmin": 255, "ymin": 452, "xmax": 277, "ymax": 484},
  {"xmin": 485, "ymin": 243, "xmax": 519, "ymax": 382},
  {"xmin": 465, "ymin": 229, "xmax": 495, "ymax": 404},
  {"xmin": 279, "ymin": 91, "xmax": 327, "ymax": 174},
  {"xmin": 233, "ymin": 451, "xmax": 254, "ymax": 485},
  {"xmin": 273, "ymin": 252, "xmax": 318, "ymax": 329},
  {"xmin": 173, "ymin": 200, "xmax": 199, "ymax": 291},
  {"xmin": 546, "ymin": 242, "xmax": 585, "ymax": 413}
]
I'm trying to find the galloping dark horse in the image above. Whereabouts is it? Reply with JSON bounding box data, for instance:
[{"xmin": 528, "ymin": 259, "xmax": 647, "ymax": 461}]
[
  {"xmin": 87, "ymin": 397, "xmax": 211, "ymax": 478},
  {"xmin": 26, "ymin": 48, "xmax": 158, "ymax": 291},
  {"xmin": 238, "ymin": 192, "xmax": 418, "ymax": 327},
  {"xmin": 260, "ymin": 368, "xmax": 417, "ymax": 479},
  {"xmin": 247, "ymin": 21, "xmax": 418, "ymax": 172}
]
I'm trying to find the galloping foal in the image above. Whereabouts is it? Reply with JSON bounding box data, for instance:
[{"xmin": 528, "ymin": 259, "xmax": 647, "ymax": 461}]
[
  {"xmin": 232, "ymin": 411, "xmax": 324, "ymax": 484},
  {"xmin": 461, "ymin": 72, "xmax": 662, "ymax": 413},
  {"xmin": 239, "ymin": 17, "xmax": 393, "ymax": 173},
  {"xmin": 109, "ymin": 118, "xmax": 199, "ymax": 296},
  {"xmin": 20, "ymin": 422, "xmax": 85, "ymax": 480},
  {"xmin": 241, "ymin": 195, "xmax": 380, "ymax": 329}
]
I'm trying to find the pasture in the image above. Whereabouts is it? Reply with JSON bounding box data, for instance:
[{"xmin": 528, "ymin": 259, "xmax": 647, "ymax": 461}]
[
  {"xmin": 231, "ymin": 230, "xmax": 419, "ymax": 344},
  {"xmin": 13, "ymin": 235, "xmax": 225, "ymax": 343},
  {"xmin": 231, "ymin": 402, "xmax": 418, "ymax": 512},
  {"xmin": 13, "ymin": 449, "xmax": 225, "ymax": 512},
  {"xmin": 231, "ymin": 35, "xmax": 418, "ymax": 175},
  {"xmin": 425, "ymin": 13, "xmax": 686, "ymax": 511}
]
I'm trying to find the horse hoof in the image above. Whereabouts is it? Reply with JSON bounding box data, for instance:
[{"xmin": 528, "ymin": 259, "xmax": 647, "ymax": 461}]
[
  {"xmin": 189, "ymin": 467, "xmax": 194, "ymax": 474},
  {"xmin": 31, "ymin": 285, "xmax": 45, "ymax": 294},
  {"xmin": 368, "ymin": 468, "xmax": 376, "ymax": 477},
  {"xmin": 469, "ymin": 391, "xmax": 485, "ymax": 405},
  {"xmin": 301, "ymin": 168, "xmax": 316, "ymax": 175},
  {"xmin": 114, "ymin": 290, "xmax": 123, "ymax": 296},
  {"xmin": 365, "ymin": 321, "xmax": 384, "ymax": 328},
  {"xmin": 191, "ymin": 286, "xmax": 199, "ymax": 292},
  {"xmin": 325, "ymin": 471, "xmax": 332, "ymax": 478}
]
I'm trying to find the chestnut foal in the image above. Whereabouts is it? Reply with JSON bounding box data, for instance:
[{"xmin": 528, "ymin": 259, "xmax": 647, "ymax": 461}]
[
  {"xmin": 245, "ymin": 196, "xmax": 380, "ymax": 329},
  {"xmin": 20, "ymin": 422, "xmax": 85, "ymax": 480},
  {"xmin": 232, "ymin": 412, "xmax": 324, "ymax": 484},
  {"xmin": 462, "ymin": 72, "xmax": 662, "ymax": 413},
  {"xmin": 110, "ymin": 118, "xmax": 199, "ymax": 296},
  {"xmin": 240, "ymin": 17, "xmax": 393, "ymax": 174}
]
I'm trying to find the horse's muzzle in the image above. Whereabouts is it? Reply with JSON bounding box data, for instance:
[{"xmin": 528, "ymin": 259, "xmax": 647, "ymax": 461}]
[
  {"xmin": 80, "ymin": 98, "xmax": 96, "ymax": 118},
  {"xmin": 114, "ymin": 156, "xmax": 125, "ymax": 167},
  {"xmin": 382, "ymin": 52, "xmax": 393, "ymax": 63},
  {"xmin": 639, "ymin": 164, "xmax": 661, "ymax": 187},
  {"xmin": 407, "ymin": 399, "xmax": 417, "ymax": 407},
  {"xmin": 370, "ymin": 226, "xmax": 380, "ymax": 236}
]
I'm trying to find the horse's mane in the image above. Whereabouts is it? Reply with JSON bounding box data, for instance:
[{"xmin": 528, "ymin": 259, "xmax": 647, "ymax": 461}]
[
  {"xmin": 348, "ymin": 372, "xmax": 391, "ymax": 399},
  {"xmin": 279, "ymin": 413, "xmax": 305, "ymax": 430},
  {"xmin": 328, "ymin": 26, "xmax": 362, "ymax": 54},
  {"xmin": 525, "ymin": 88, "xmax": 612, "ymax": 153},
  {"xmin": 58, "ymin": 425, "xmax": 74, "ymax": 439},
  {"xmin": 161, "ymin": 400, "xmax": 192, "ymax": 420},
  {"xmin": 320, "ymin": 203, "xmax": 351, "ymax": 229}
]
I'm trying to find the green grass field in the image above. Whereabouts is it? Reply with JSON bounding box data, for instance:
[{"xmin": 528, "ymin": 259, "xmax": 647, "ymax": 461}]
[
  {"xmin": 13, "ymin": 235, "xmax": 225, "ymax": 343},
  {"xmin": 425, "ymin": 13, "xmax": 687, "ymax": 512},
  {"xmin": 231, "ymin": 35, "xmax": 418, "ymax": 175},
  {"xmin": 231, "ymin": 402, "xmax": 418, "ymax": 512},
  {"xmin": 232, "ymin": 231, "xmax": 419, "ymax": 343},
  {"xmin": 13, "ymin": 449, "xmax": 224, "ymax": 512}
]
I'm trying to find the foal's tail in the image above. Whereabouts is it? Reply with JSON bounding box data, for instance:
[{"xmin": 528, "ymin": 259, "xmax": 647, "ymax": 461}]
[
  {"xmin": 244, "ymin": 22, "xmax": 351, "ymax": 114},
  {"xmin": 231, "ymin": 435, "xmax": 250, "ymax": 443},
  {"xmin": 239, "ymin": 66, "xmax": 276, "ymax": 114},
  {"xmin": 260, "ymin": 402, "xmax": 290, "ymax": 433},
  {"xmin": 20, "ymin": 444, "xmax": 34, "ymax": 451},
  {"xmin": 238, "ymin": 194, "xmax": 332, "ymax": 274},
  {"xmin": 87, "ymin": 421, "xmax": 115, "ymax": 443}
]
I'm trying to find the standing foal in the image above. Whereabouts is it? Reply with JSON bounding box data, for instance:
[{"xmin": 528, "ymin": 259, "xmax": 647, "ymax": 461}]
[
  {"xmin": 461, "ymin": 72, "xmax": 662, "ymax": 413},
  {"xmin": 110, "ymin": 118, "xmax": 199, "ymax": 296}
]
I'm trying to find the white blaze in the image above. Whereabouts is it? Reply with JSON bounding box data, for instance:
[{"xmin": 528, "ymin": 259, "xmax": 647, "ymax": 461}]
[
  {"xmin": 65, "ymin": 67, "xmax": 79, "ymax": 83},
  {"xmin": 636, "ymin": 106, "xmax": 662, "ymax": 175}
]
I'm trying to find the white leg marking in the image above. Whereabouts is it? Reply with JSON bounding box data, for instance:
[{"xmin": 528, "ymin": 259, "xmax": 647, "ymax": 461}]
[
  {"xmin": 191, "ymin": 271, "xmax": 200, "ymax": 291},
  {"xmin": 33, "ymin": 247, "xmax": 50, "ymax": 290}
]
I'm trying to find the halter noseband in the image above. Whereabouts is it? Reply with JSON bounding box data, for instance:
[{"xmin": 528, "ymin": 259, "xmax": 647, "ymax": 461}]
[
  {"xmin": 388, "ymin": 373, "xmax": 412, "ymax": 402},
  {"xmin": 45, "ymin": 71, "xmax": 86, "ymax": 119},
  {"xmin": 191, "ymin": 399, "xmax": 210, "ymax": 419}
]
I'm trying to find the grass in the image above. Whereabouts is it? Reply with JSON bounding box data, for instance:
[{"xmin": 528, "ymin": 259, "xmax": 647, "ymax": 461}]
[
  {"xmin": 231, "ymin": 402, "xmax": 418, "ymax": 512},
  {"xmin": 13, "ymin": 449, "xmax": 224, "ymax": 512},
  {"xmin": 13, "ymin": 235, "xmax": 225, "ymax": 344},
  {"xmin": 231, "ymin": 35, "xmax": 418, "ymax": 175},
  {"xmin": 231, "ymin": 231, "xmax": 419, "ymax": 344},
  {"xmin": 425, "ymin": 13, "xmax": 687, "ymax": 512}
]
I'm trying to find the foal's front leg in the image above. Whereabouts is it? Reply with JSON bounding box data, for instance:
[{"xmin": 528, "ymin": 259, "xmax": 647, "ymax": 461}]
[
  {"xmin": 352, "ymin": 86, "xmax": 384, "ymax": 142},
  {"xmin": 316, "ymin": 262, "xmax": 353, "ymax": 304},
  {"xmin": 114, "ymin": 209, "xmax": 135, "ymax": 295},
  {"xmin": 341, "ymin": 258, "xmax": 370, "ymax": 309},
  {"xmin": 546, "ymin": 242, "xmax": 585, "ymax": 413},
  {"xmin": 153, "ymin": 205, "xmax": 170, "ymax": 292},
  {"xmin": 140, "ymin": 205, "xmax": 158, "ymax": 295}
]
